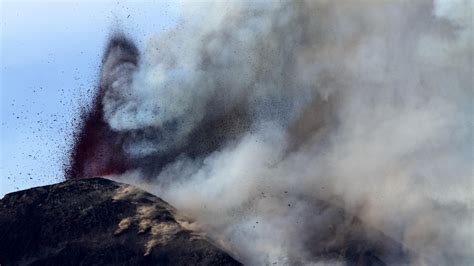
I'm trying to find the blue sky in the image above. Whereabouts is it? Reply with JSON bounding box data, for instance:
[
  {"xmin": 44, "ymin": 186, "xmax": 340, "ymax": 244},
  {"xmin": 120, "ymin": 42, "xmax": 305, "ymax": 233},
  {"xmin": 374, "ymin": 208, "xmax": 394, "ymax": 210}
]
[{"xmin": 0, "ymin": 0, "xmax": 179, "ymax": 197}]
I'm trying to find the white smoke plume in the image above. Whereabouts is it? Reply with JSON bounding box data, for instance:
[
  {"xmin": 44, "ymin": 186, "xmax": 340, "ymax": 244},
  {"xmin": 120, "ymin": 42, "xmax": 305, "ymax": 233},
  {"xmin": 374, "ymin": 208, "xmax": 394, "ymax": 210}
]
[{"xmin": 98, "ymin": 0, "xmax": 473, "ymax": 264}]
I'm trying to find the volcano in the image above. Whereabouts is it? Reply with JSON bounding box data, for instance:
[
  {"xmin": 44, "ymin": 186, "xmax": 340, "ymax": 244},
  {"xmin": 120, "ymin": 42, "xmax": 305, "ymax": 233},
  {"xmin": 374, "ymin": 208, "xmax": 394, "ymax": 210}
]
[{"xmin": 0, "ymin": 177, "xmax": 412, "ymax": 265}]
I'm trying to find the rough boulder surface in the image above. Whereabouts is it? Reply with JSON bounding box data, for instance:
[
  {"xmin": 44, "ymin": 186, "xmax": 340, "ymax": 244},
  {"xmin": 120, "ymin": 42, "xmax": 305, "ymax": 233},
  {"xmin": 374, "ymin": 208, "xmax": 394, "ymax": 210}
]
[{"xmin": 0, "ymin": 178, "xmax": 241, "ymax": 266}]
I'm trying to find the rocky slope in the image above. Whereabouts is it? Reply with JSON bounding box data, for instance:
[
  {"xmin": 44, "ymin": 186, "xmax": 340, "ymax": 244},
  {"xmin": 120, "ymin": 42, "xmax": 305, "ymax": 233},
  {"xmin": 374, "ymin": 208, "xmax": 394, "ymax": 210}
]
[{"xmin": 0, "ymin": 178, "xmax": 241, "ymax": 266}]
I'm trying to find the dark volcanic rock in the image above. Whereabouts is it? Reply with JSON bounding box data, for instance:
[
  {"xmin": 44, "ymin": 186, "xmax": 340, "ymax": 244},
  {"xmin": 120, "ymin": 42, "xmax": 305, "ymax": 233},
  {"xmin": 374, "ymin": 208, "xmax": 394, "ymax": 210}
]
[{"xmin": 0, "ymin": 178, "xmax": 241, "ymax": 266}]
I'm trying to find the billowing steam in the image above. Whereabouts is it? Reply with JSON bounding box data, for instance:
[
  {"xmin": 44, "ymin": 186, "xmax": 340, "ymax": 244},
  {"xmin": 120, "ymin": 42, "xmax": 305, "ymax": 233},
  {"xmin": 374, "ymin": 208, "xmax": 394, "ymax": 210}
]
[{"xmin": 69, "ymin": 0, "xmax": 473, "ymax": 265}]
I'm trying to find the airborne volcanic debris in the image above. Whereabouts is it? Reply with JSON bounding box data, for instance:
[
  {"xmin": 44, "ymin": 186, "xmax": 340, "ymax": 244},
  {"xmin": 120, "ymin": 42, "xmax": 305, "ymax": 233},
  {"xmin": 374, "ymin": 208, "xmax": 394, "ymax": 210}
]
[
  {"xmin": 63, "ymin": 0, "xmax": 472, "ymax": 265},
  {"xmin": 66, "ymin": 35, "xmax": 138, "ymax": 179}
]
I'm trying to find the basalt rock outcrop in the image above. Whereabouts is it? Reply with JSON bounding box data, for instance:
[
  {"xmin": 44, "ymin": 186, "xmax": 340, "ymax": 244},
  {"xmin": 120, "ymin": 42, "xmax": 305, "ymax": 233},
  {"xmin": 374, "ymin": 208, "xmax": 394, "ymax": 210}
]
[{"xmin": 0, "ymin": 178, "xmax": 241, "ymax": 266}]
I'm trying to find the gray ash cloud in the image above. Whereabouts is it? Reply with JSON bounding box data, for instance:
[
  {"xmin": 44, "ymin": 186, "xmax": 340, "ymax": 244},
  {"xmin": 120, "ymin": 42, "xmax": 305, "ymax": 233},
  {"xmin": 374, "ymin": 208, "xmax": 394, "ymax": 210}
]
[{"xmin": 68, "ymin": 0, "xmax": 473, "ymax": 264}]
